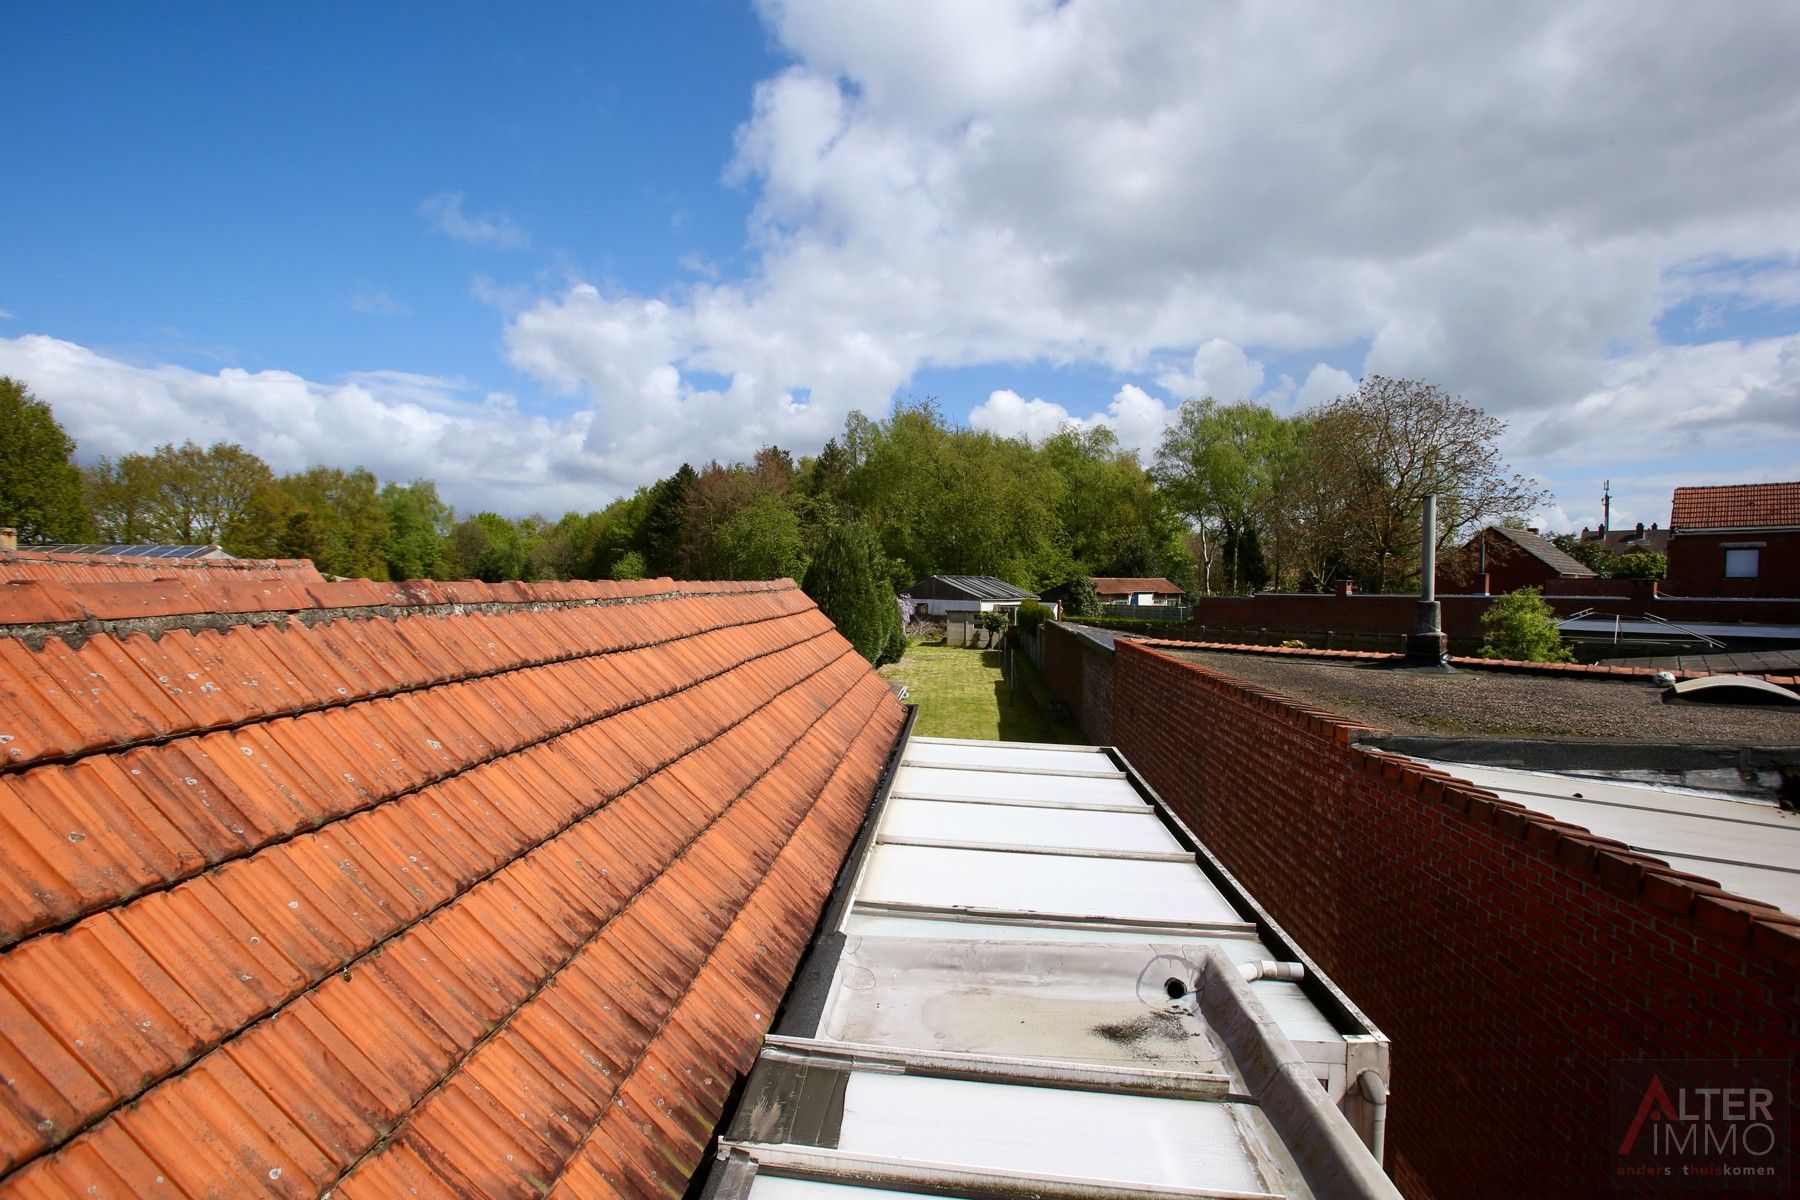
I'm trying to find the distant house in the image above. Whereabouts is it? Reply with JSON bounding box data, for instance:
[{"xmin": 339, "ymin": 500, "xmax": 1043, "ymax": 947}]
[
  {"xmin": 1445, "ymin": 526, "xmax": 1595, "ymax": 594},
  {"xmin": 1667, "ymin": 481, "xmax": 1800, "ymax": 598},
  {"xmin": 1578, "ymin": 522, "xmax": 1671, "ymax": 557},
  {"xmin": 904, "ymin": 574, "xmax": 1035, "ymax": 616},
  {"xmin": 1042, "ymin": 576, "xmax": 1187, "ymax": 607}
]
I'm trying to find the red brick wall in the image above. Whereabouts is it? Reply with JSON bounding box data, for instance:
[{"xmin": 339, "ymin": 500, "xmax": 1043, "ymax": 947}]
[
  {"xmin": 1041, "ymin": 621, "xmax": 1114, "ymax": 743},
  {"xmin": 1088, "ymin": 640, "xmax": 1800, "ymax": 1199},
  {"xmin": 1667, "ymin": 530, "xmax": 1800, "ymax": 598},
  {"xmin": 1154, "ymin": 586, "xmax": 1800, "ymax": 642}
]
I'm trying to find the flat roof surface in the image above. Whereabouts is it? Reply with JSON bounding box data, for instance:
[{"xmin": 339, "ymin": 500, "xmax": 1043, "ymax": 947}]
[
  {"xmin": 1162, "ymin": 647, "xmax": 1800, "ymax": 742},
  {"xmin": 707, "ymin": 735, "xmax": 1398, "ymax": 1200},
  {"xmin": 1400, "ymin": 756, "xmax": 1800, "ymax": 915}
]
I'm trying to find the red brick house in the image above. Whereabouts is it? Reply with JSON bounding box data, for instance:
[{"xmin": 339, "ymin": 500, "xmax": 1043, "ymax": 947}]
[
  {"xmin": 1443, "ymin": 525, "xmax": 1596, "ymax": 593},
  {"xmin": 1667, "ymin": 481, "xmax": 1800, "ymax": 597}
]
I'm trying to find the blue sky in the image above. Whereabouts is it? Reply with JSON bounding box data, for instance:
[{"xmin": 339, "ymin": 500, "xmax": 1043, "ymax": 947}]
[{"xmin": 3, "ymin": 1, "xmax": 1798, "ymax": 533}]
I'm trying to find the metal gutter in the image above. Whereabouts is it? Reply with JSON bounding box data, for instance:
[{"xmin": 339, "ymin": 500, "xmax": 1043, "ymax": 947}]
[
  {"xmin": 1196, "ymin": 955, "xmax": 1402, "ymax": 1199},
  {"xmin": 1106, "ymin": 745, "xmax": 1381, "ymax": 1042},
  {"xmin": 770, "ymin": 704, "xmax": 917, "ymax": 1039}
]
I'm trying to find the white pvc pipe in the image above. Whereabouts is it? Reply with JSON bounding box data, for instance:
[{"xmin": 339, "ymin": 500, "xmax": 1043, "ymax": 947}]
[
  {"xmin": 1359, "ymin": 1070, "xmax": 1390, "ymax": 1166},
  {"xmin": 1239, "ymin": 959, "xmax": 1306, "ymax": 982}
]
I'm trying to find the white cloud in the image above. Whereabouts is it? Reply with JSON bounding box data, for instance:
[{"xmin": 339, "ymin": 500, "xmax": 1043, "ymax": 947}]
[
  {"xmin": 419, "ymin": 191, "xmax": 530, "ymax": 250},
  {"xmin": 968, "ymin": 389, "xmax": 1078, "ymax": 443},
  {"xmin": 493, "ymin": 0, "xmax": 1800, "ymax": 483},
  {"xmin": 969, "ymin": 382, "xmax": 1174, "ymax": 460},
  {"xmin": 12, "ymin": 1, "xmax": 1800, "ymax": 520},
  {"xmin": 1294, "ymin": 364, "xmax": 1356, "ymax": 411},
  {"xmin": 1156, "ymin": 340, "xmax": 1266, "ymax": 403},
  {"xmin": 1518, "ymin": 332, "xmax": 1800, "ymax": 461},
  {"xmin": 0, "ymin": 334, "xmax": 612, "ymax": 515}
]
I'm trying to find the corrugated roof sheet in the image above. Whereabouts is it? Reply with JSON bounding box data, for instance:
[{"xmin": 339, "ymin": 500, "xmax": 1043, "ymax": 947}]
[
  {"xmin": 904, "ymin": 576, "xmax": 1034, "ymax": 602},
  {"xmin": 1670, "ymin": 481, "xmax": 1800, "ymax": 529},
  {"xmin": 0, "ymin": 576, "xmax": 904, "ymax": 1198},
  {"xmin": 0, "ymin": 548, "xmax": 324, "ymax": 586},
  {"xmin": 1487, "ymin": 526, "xmax": 1596, "ymax": 577}
]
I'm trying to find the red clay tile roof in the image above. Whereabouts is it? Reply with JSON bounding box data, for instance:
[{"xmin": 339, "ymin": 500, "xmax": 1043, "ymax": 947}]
[
  {"xmin": 0, "ymin": 549, "xmax": 325, "ymax": 586},
  {"xmin": 1089, "ymin": 577, "xmax": 1186, "ymax": 596},
  {"xmin": 0, "ymin": 576, "xmax": 903, "ymax": 1199},
  {"xmin": 1670, "ymin": 482, "xmax": 1800, "ymax": 530}
]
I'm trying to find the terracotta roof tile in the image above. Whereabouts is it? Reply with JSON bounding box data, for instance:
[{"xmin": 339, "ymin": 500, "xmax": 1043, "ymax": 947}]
[
  {"xmin": 1089, "ymin": 576, "xmax": 1186, "ymax": 595},
  {"xmin": 0, "ymin": 579, "xmax": 901, "ymax": 1195},
  {"xmin": 0, "ymin": 550, "xmax": 324, "ymax": 587},
  {"xmin": 1670, "ymin": 481, "xmax": 1800, "ymax": 529}
]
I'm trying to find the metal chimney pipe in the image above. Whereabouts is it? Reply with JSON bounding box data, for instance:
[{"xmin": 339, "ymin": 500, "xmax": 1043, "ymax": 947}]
[
  {"xmin": 1405, "ymin": 495, "xmax": 1448, "ymax": 667},
  {"xmin": 1419, "ymin": 494, "xmax": 1436, "ymax": 606}
]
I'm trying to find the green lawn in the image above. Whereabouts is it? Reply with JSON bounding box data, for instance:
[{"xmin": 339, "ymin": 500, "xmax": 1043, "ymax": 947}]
[{"xmin": 878, "ymin": 640, "xmax": 1081, "ymax": 743}]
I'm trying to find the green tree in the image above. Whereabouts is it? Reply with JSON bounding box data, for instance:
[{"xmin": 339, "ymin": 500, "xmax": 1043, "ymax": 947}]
[
  {"xmin": 1608, "ymin": 550, "xmax": 1665, "ymax": 580},
  {"xmin": 640, "ymin": 463, "xmax": 696, "ymax": 576},
  {"xmin": 1291, "ymin": 377, "xmax": 1546, "ymax": 592},
  {"xmin": 801, "ymin": 522, "xmax": 889, "ymax": 664},
  {"xmin": 609, "ymin": 549, "xmax": 648, "ymax": 581},
  {"xmin": 711, "ymin": 490, "xmax": 806, "ymax": 580},
  {"xmin": 1064, "ymin": 577, "xmax": 1101, "ymax": 618},
  {"xmin": 1478, "ymin": 588, "xmax": 1573, "ymax": 662},
  {"xmin": 446, "ymin": 512, "xmax": 526, "ymax": 582},
  {"xmin": 1549, "ymin": 533, "xmax": 1666, "ymax": 581},
  {"xmin": 1153, "ymin": 399, "xmax": 1297, "ymax": 593},
  {"xmin": 868, "ymin": 533, "xmax": 905, "ymax": 666},
  {"xmin": 381, "ymin": 480, "xmax": 453, "ymax": 580},
  {"xmin": 1015, "ymin": 598, "xmax": 1052, "ymax": 633},
  {"xmin": 85, "ymin": 440, "xmax": 275, "ymax": 548},
  {"xmin": 278, "ymin": 508, "xmax": 329, "ymax": 562},
  {"xmin": 0, "ymin": 377, "xmax": 93, "ymax": 542},
  {"xmin": 281, "ymin": 466, "xmax": 390, "ymax": 578}
]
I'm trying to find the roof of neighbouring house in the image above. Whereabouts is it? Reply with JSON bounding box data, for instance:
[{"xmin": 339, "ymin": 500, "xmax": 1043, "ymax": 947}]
[
  {"xmin": 1671, "ymin": 481, "xmax": 1800, "ymax": 530},
  {"xmin": 904, "ymin": 575, "xmax": 1035, "ymax": 602},
  {"xmin": 1089, "ymin": 575, "xmax": 1186, "ymax": 596},
  {"xmin": 1579, "ymin": 525, "xmax": 1672, "ymax": 555},
  {"xmin": 1, "ymin": 546, "xmax": 323, "ymax": 585},
  {"xmin": 0, "ymin": 574, "xmax": 903, "ymax": 1197},
  {"xmin": 31, "ymin": 544, "xmax": 234, "ymax": 559},
  {"xmin": 1481, "ymin": 525, "xmax": 1596, "ymax": 577}
]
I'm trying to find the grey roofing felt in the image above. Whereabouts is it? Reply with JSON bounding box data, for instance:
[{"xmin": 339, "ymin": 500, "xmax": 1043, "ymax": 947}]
[
  {"xmin": 907, "ymin": 575, "xmax": 1036, "ymax": 601},
  {"xmin": 1488, "ymin": 527, "xmax": 1595, "ymax": 576},
  {"xmin": 30, "ymin": 543, "xmax": 231, "ymax": 559}
]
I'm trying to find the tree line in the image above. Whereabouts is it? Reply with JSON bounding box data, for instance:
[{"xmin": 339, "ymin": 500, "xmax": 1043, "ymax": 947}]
[{"xmin": 2, "ymin": 373, "xmax": 1551, "ymax": 594}]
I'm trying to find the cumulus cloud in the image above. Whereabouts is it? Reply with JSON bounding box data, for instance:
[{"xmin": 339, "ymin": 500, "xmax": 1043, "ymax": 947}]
[
  {"xmin": 13, "ymin": 1, "xmax": 1800, "ymax": 516},
  {"xmin": 1519, "ymin": 333, "xmax": 1800, "ymax": 461},
  {"xmin": 0, "ymin": 334, "xmax": 611, "ymax": 514},
  {"xmin": 494, "ymin": 0, "xmax": 1799, "ymax": 479},
  {"xmin": 419, "ymin": 191, "xmax": 530, "ymax": 249},
  {"xmin": 969, "ymin": 383, "xmax": 1174, "ymax": 460},
  {"xmin": 1156, "ymin": 340, "xmax": 1266, "ymax": 403},
  {"xmin": 969, "ymin": 389, "xmax": 1078, "ymax": 443}
]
